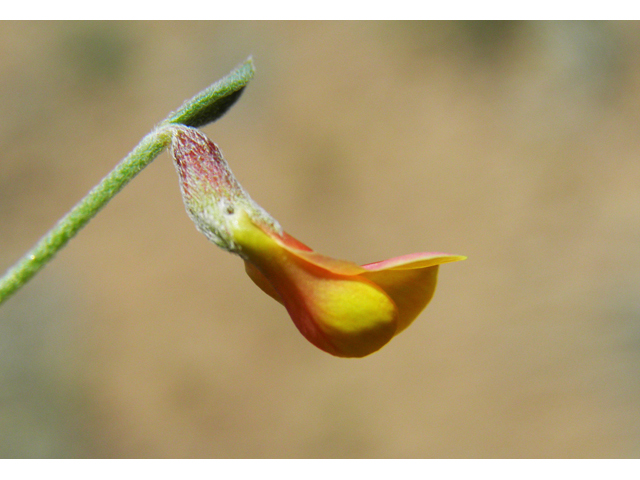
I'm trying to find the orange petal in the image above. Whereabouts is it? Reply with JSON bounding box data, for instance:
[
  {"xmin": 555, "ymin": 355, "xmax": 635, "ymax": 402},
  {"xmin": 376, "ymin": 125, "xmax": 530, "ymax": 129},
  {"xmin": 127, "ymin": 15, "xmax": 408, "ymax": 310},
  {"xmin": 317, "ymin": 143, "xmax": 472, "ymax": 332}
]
[
  {"xmin": 265, "ymin": 229, "xmax": 365, "ymax": 276},
  {"xmin": 244, "ymin": 260, "xmax": 283, "ymax": 304}
]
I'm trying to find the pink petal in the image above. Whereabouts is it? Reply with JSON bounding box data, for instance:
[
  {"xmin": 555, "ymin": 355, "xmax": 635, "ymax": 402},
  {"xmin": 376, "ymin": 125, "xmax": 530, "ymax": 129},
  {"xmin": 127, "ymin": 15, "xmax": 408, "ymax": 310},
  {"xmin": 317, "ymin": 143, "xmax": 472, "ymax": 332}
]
[{"xmin": 363, "ymin": 252, "xmax": 467, "ymax": 271}]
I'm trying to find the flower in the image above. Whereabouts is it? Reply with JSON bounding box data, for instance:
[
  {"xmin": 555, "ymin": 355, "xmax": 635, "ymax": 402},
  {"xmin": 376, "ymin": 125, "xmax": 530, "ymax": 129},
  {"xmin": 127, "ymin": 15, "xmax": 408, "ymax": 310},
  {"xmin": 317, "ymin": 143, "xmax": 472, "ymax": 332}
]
[{"xmin": 170, "ymin": 125, "xmax": 465, "ymax": 357}]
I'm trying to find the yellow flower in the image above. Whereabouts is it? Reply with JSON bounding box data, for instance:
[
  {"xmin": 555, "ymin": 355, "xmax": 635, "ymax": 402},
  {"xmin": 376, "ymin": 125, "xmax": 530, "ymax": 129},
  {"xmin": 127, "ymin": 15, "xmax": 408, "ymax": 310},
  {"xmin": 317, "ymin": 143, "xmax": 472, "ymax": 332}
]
[{"xmin": 170, "ymin": 125, "xmax": 465, "ymax": 357}]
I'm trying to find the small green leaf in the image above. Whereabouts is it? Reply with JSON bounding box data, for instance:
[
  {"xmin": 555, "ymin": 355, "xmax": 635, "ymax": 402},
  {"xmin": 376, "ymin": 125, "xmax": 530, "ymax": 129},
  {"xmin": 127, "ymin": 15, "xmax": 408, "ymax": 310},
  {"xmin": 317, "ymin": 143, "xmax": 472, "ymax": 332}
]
[{"xmin": 165, "ymin": 57, "xmax": 255, "ymax": 128}]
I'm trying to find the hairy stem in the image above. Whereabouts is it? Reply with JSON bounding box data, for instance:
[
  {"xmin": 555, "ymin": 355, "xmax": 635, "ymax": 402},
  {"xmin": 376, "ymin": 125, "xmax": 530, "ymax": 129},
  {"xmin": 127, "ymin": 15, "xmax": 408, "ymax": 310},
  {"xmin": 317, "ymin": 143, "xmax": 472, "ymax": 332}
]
[{"xmin": 0, "ymin": 57, "xmax": 255, "ymax": 305}]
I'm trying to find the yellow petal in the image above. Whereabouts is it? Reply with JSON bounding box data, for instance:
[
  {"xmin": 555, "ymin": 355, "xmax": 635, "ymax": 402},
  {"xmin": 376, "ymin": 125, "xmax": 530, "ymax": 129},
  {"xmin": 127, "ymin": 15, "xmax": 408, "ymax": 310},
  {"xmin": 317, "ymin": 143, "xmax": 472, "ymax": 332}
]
[
  {"xmin": 361, "ymin": 253, "xmax": 466, "ymax": 333},
  {"xmin": 360, "ymin": 265, "xmax": 439, "ymax": 333},
  {"xmin": 234, "ymin": 211, "xmax": 398, "ymax": 357}
]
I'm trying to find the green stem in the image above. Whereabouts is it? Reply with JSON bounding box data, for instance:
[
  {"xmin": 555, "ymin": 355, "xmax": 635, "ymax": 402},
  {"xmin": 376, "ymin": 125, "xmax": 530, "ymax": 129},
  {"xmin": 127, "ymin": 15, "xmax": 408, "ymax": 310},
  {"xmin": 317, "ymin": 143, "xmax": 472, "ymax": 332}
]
[{"xmin": 0, "ymin": 57, "xmax": 255, "ymax": 305}]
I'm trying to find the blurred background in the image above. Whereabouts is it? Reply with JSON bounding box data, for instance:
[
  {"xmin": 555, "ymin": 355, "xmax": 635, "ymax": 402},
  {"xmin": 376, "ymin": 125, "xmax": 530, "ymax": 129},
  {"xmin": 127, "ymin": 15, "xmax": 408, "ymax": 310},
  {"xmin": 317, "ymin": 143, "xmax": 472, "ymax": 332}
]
[{"xmin": 1, "ymin": 21, "xmax": 639, "ymax": 458}]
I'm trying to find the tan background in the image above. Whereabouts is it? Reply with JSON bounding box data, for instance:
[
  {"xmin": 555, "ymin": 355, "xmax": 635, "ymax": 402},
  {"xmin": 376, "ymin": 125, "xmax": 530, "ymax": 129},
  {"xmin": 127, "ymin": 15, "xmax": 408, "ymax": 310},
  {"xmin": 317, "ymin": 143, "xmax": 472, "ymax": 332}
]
[{"xmin": 1, "ymin": 21, "xmax": 639, "ymax": 458}]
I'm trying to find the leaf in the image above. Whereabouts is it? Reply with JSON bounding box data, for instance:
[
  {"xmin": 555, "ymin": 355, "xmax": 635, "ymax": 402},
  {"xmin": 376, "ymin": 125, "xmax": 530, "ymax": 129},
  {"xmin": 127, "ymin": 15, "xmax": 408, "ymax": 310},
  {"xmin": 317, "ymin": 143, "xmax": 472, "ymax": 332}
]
[{"xmin": 164, "ymin": 57, "xmax": 255, "ymax": 128}]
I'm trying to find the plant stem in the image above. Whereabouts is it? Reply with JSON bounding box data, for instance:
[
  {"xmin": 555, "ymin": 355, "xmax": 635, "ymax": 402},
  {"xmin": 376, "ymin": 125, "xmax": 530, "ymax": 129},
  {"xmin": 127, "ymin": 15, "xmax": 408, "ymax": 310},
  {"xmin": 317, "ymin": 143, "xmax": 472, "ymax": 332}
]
[{"xmin": 0, "ymin": 57, "xmax": 255, "ymax": 305}]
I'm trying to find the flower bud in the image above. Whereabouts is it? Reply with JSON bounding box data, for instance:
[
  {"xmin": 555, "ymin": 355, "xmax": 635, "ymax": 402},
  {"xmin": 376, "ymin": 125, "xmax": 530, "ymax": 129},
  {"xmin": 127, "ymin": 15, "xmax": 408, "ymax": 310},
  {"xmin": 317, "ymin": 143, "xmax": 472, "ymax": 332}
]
[{"xmin": 169, "ymin": 125, "xmax": 465, "ymax": 357}]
